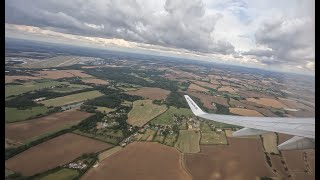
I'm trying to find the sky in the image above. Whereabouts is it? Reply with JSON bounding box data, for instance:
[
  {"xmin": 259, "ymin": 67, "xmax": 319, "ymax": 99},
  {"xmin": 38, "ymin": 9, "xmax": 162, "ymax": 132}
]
[{"xmin": 5, "ymin": 0, "xmax": 315, "ymax": 75}]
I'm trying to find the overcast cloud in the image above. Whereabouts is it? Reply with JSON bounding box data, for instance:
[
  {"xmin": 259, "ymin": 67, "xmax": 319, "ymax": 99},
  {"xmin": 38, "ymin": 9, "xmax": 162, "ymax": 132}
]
[{"xmin": 5, "ymin": 0, "xmax": 314, "ymax": 74}]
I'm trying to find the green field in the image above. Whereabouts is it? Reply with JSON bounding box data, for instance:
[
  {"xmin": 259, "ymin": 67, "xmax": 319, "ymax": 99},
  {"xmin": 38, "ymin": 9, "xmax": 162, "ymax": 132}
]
[
  {"xmin": 95, "ymin": 106, "xmax": 115, "ymax": 114},
  {"xmin": 140, "ymin": 129, "xmax": 157, "ymax": 141},
  {"xmin": 163, "ymin": 134, "xmax": 178, "ymax": 147},
  {"xmin": 39, "ymin": 90, "xmax": 104, "ymax": 107},
  {"xmin": 179, "ymin": 119, "xmax": 188, "ymax": 130},
  {"xmin": 153, "ymin": 131, "xmax": 165, "ymax": 143},
  {"xmin": 200, "ymin": 122, "xmax": 213, "ymax": 132},
  {"xmin": 5, "ymin": 169, "xmax": 14, "ymax": 178},
  {"xmin": 200, "ymin": 131, "xmax": 228, "ymax": 145},
  {"xmin": 175, "ymin": 130, "xmax": 200, "ymax": 153},
  {"xmin": 49, "ymin": 83, "xmax": 92, "ymax": 93},
  {"xmin": 5, "ymin": 106, "xmax": 49, "ymax": 123},
  {"xmin": 127, "ymin": 100, "xmax": 167, "ymax": 127},
  {"xmin": 5, "ymin": 80, "xmax": 68, "ymax": 98},
  {"xmin": 151, "ymin": 106, "xmax": 193, "ymax": 125},
  {"xmin": 36, "ymin": 168, "xmax": 79, "ymax": 180}
]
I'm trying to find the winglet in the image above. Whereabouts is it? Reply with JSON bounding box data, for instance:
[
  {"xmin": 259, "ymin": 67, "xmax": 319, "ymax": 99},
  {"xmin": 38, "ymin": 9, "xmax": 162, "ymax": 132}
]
[{"xmin": 184, "ymin": 95, "xmax": 206, "ymax": 116}]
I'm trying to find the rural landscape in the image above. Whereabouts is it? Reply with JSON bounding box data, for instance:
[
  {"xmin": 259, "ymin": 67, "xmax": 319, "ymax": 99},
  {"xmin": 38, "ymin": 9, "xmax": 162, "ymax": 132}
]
[{"xmin": 5, "ymin": 38, "xmax": 315, "ymax": 180}]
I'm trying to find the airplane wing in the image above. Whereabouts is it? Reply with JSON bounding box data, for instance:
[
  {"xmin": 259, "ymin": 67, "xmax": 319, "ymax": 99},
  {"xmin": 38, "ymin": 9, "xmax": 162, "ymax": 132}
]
[{"xmin": 184, "ymin": 95, "xmax": 315, "ymax": 150}]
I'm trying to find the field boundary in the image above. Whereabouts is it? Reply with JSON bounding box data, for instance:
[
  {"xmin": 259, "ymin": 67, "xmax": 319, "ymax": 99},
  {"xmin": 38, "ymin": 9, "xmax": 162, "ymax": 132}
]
[{"xmin": 180, "ymin": 153, "xmax": 194, "ymax": 180}]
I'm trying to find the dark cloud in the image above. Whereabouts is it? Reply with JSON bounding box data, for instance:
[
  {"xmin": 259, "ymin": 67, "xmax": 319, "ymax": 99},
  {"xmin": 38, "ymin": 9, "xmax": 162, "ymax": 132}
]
[
  {"xmin": 5, "ymin": 0, "xmax": 235, "ymax": 55},
  {"xmin": 242, "ymin": 49, "xmax": 273, "ymax": 58}
]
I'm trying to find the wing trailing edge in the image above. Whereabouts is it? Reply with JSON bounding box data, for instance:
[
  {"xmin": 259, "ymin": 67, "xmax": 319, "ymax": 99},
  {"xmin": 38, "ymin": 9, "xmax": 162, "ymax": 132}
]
[{"xmin": 184, "ymin": 95, "xmax": 315, "ymax": 150}]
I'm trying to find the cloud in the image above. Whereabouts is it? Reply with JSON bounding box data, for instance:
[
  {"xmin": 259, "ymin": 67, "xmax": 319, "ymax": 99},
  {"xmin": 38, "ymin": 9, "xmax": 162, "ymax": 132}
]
[
  {"xmin": 5, "ymin": 0, "xmax": 315, "ymax": 74},
  {"xmin": 5, "ymin": 0, "xmax": 235, "ymax": 55},
  {"xmin": 253, "ymin": 17, "xmax": 314, "ymax": 68}
]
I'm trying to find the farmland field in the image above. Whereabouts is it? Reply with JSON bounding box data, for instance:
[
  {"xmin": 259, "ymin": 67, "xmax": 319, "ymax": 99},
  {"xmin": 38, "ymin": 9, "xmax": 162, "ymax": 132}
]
[
  {"xmin": 185, "ymin": 137, "xmax": 275, "ymax": 180},
  {"xmin": 153, "ymin": 131, "xmax": 165, "ymax": 143},
  {"xmin": 191, "ymin": 80, "xmax": 220, "ymax": 89},
  {"xmin": 73, "ymin": 129, "xmax": 124, "ymax": 145},
  {"xmin": 151, "ymin": 106, "xmax": 193, "ymax": 125},
  {"xmin": 5, "ymin": 109, "xmax": 93, "ymax": 142},
  {"xmin": 95, "ymin": 106, "xmax": 115, "ymax": 114},
  {"xmin": 36, "ymin": 168, "xmax": 79, "ymax": 180},
  {"xmin": 39, "ymin": 90, "xmax": 104, "ymax": 107},
  {"xmin": 261, "ymin": 133, "xmax": 279, "ymax": 154},
  {"xmin": 163, "ymin": 134, "xmax": 178, "ymax": 146},
  {"xmin": 81, "ymin": 78, "xmax": 109, "ymax": 85},
  {"xmin": 5, "ymin": 80, "xmax": 68, "ymax": 98},
  {"xmin": 127, "ymin": 100, "xmax": 167, "ymax": 127},
  {"xmin": 98, "ymin": 146, "xmax": 123, "ymax": 162},
  {"xmin": 200, "ymin": 130, "xmax": 228, "ymax": 145},
  {"xmin": 229, "ymin": 108, "xmax": 264, "ymax": 117},
  {"xmin": 140, "ymin": 129, "xmax": 157, "ymax": 141},
  {"xmin": 126, "ymin": 87, "xmax": 170, "ymax": 100},
  {"xmin": 175, "ymin": 130, "xmax": 200, "ymax": 153},
  {"xmin": 247, "ymin": 98, "xmax": 287, "ymax": 109},
  {"xmin": 5, "ymin": 106, "xmax": 49, "ymax": 123},
  {"xmin": 187, "ymin": 91, "xmax": 229, "ymax": 109},
  {"xmin": 34, "ymin": 69, "xmax": 93, "ymax": 79},
  {"xmin": 5, "ymin": 133, "xmax": 112, "ymax": 176},
  {"xmin": 218, "ymin": 86, "xmax": 238, "ymax": 94},
  {"xmin": 188, "ymin": 83, "xmax": 209, "ymax": 92},
  {"xmin": 5, "ymin": 75, "xmax": 42, "ymax": 84},
  {"xmin": 81, "ymin": 142, "xmax": 191, "ymax": 180},
  {"xmin": 49, "ymin": 83, "xmax": 92, "ymax": 93}
]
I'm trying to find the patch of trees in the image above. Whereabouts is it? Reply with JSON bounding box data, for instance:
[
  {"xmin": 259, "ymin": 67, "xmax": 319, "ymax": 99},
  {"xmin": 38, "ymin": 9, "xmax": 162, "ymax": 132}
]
[
  {"xmin": 5, "ymin": 88, "xmax": 92, "ymax": 109},
  {"xmin": 215, "ymin": 103, "xmax": 230, "ymax": 115},
  {"xmin": 80, "ymin": 104, "xmax": 97, "ymax": 113},
  {"xmin": 165, "ymin": 92, "xmax": 188, "ymax": 108},
  {"xmin": 83, "ymin": 67, "xmax": 179, "ymax": 91},
  {"xmin": 85, "ymin": 93, "xmax": 142, "ymax": 109},
  {"xmin": 77, "ymin": 113, "xmax": 104, "ymax": 132},
  {"xmin": 153, "ymin": 99, "xmax": 162, "ymax": 105},
  {"xmin": 85, "ymin": 96, "xmax": 122, "ymax": 108}
]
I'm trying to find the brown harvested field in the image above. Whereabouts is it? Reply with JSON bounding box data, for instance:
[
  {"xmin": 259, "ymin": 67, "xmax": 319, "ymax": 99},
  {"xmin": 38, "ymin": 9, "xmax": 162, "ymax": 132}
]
[
  {"xmin": 269, "ymin": 155, "xmax": 290, "ymax": 178},
  {"xmin": 278, "ymin": 134, "xmax": 315, "ymax": 178},
  {"xmin": 126, "ymin": 87, "xmax": 171, "ymax": 100},
  {"xmin": 81, "ymin": 66, "xmax": 99, "ymax": 69},
  {"xmin": 208, "ymin": 75, "xmax": 222, "ymax": 80},
  {"xmin": 81, "ymin": 142, "xmax": 191, "ymax": 180},
  {"xmin": 285, "ymin": 110, "xmax": 315, "ymax": 117},
  {"xmin": 220, "ymin": 80, "xmax": 231, "ymax": 86},
  {"xmin": 261, "ymin": 133, "xmax": 279, "ymax": 154},
  {"xmin": 185, "ymin": 137, "xmax": 275, "ymax": 180},
  {"xmin": 247, "ymin": 98, "xmax": 287, "ymax": 109},
  {"xmin": 188, "ymin": 83, "xmax": 209, "ymax": 92},
  {"xmin": 229, "ymin": 98, "xmax": 278, "ymax": 117},
  {"xmin": 187, "ymin": 91, "xmax": 229, "ymax": 108},
  {"xmin": 33, "ymin": 70, "xmax": 93, "ymax": 79},
  {"xmin": 229, "ymin": 108, "xmax": 263, "ymax": 117},
  {"xmin": 191, "ymin": 80, "xmax": 220, "ymax": 89},
  {"xmin": 218, "ymin": 86, "xmax": 238, "ymax": 94},
  {"xmin": 5, "ymin": 109, "xmax": 93, "ymax": 142},
  {"xmin": 5, "ymin": 133, "xmax": 112, "ymax": 176},
  {"xmin": 5, "ymin": 75, "xmax": 42, "ymax": 84},
  {"xmin": 237, "ymin": 90, "xmax": 273, "ymax": 98},
  {"xmin": 81, "ymin": 78, "xmax": 109, "ymax": 85}
]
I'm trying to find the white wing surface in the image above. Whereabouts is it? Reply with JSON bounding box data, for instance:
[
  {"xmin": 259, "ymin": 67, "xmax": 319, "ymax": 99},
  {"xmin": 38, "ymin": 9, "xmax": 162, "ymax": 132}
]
[{"xmin": 184, "ymin": 95, "xmax": 315, "ymax": 150}]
